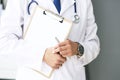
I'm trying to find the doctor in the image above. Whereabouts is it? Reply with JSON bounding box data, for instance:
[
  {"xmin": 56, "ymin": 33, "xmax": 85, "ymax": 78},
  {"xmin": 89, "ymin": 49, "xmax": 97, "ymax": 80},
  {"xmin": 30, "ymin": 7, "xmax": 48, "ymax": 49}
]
[{"xmin": 0, "ymin": 0, "xmax": 100, "ymax": 80}]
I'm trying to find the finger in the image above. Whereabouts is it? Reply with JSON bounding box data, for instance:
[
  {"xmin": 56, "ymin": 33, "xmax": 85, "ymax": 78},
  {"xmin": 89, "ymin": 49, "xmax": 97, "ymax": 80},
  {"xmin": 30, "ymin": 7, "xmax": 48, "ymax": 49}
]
[
  {"xmin": 52, "ymin": 65, "xmax": 59, "ymax": 69},
  {"xmin": 60, "ymin": 49, "xmax": 69, "ymax": 56},
  {"xmin": 55, "ymin": 40, "xmax": 68, "ymax": 48},
  {"xmin": 57, "ymin": 59, "xmax": 65, "ymax": 65},
  {"xmin": 53, "ymin": 64, "xmax": 62, "ymax": 69},
  {"xmin": 61, "ymin": 49, "xmax": 73, "ymax": 57},
  {"xmin": 55, "ymin": 53, "xmax": 66, "ymax": 61},
  {"xmin": 52, "ymin": 59, "xmax": 63, "ymax": 69},
  {"xmin": 59, "ymin": 45, "xmax": 68, "ymax": 51},
  {"xmin": 58, "ymin": 55, "xmax": 66, "ymax": 62},
  {"xmin": 54, "ymin": 46, "xmax": 67, "ymax": 53},
  {"xmin": 58, "ymin": 40, "xmax": 71, "ymax": 47},
  {"xmin": 56, "ymin": 64, "xmax": 62, "ymax": 67}
]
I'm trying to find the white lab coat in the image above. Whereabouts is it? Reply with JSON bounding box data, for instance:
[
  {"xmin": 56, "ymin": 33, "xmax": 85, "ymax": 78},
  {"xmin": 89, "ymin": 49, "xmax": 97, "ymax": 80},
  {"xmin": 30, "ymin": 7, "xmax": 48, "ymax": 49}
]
[{"xmin": 0, "ymin": 0, "xmax": 100, "ymax": 80}]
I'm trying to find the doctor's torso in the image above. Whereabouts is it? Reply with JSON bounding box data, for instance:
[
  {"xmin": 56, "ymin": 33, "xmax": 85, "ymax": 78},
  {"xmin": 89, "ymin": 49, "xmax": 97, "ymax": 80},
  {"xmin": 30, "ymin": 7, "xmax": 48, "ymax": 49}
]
[{"xmin": 13, "ymin": 0, "xmax": 88, "ymax": 80}]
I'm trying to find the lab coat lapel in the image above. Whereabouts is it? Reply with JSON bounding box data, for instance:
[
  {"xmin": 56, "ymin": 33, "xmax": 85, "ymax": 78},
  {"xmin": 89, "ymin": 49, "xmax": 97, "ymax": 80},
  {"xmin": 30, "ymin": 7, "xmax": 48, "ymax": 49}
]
[
  {"xmin": 45, "ymin": 0, "xmax": 74, "ymax": 15},
  {"xmin": 42, "ymin": 0, "xmax": 75, "ymax": 15},
  {"xmin": 45, "ymin": 0, "xmax": 59, "ymax": 14},
  {"xmin": 60, "ymin": 0, "xmax": 74, "ymax": 15}
]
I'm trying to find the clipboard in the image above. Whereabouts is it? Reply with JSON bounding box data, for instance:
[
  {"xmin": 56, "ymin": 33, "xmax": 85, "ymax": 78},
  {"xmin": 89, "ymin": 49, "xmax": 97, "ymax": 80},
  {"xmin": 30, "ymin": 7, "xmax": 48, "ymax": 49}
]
[{"xmin": 23, "ymin": 5, "xmax": 73, "ymax": 78}]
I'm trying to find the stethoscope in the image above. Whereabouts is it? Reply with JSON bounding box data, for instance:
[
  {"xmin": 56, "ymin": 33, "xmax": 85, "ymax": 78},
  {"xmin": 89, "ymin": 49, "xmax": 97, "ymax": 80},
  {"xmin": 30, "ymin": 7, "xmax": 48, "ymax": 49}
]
[
  {"xmin": 73, "ymin": 0, "xmax": 80, "ymax": 23},
  {"xmin": 27, "ymin": 0, "xmax": 80, "ymax": 23}
]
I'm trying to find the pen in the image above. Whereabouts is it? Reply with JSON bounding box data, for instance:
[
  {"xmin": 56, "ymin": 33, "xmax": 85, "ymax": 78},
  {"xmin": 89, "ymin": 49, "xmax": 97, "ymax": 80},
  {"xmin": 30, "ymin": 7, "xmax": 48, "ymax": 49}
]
[
  {"xmin": 55, "ymin": 37, "xmax": 61, "ymax": 55},
  {"xmin": 55, "ymin": 37, "xmax": 60, "ymax": 43}
]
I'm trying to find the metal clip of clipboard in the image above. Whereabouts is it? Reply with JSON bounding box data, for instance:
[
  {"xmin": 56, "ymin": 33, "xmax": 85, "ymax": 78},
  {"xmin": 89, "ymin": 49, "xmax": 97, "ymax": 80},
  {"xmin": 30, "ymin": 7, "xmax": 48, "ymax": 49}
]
[
  {"xmin": 23, "ymin": 5, "xmax": 72, "ymax": 79},
  {"xmin": 43, "ymin": 9, "xmax": 64, "ymax": 23}
]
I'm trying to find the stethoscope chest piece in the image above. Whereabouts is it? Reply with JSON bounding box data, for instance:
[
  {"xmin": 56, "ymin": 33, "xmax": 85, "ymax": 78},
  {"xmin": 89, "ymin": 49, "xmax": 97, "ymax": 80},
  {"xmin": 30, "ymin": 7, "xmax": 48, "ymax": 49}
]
[
  {"xmin": 73, "ymin": 14, "xmax": 80, "ymax": 23},
  {"xmin": 73, "ymin": 0, "xmax": 80, "ymax": 24}
]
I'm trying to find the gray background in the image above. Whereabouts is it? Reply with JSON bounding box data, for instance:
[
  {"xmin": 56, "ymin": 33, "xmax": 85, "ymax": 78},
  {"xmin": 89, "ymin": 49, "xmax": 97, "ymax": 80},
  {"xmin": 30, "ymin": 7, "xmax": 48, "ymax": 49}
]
[{"xmin": 86, "ymin": 0, "xmax": 120, "ymax": 80}]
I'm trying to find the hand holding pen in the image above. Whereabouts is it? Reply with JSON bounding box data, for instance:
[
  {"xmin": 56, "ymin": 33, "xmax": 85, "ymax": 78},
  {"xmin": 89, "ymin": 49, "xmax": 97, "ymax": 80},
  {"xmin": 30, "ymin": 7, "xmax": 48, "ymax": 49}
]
[{"xmin": 54, "ymin": 37, "xmax": 78, "ymax": 57}]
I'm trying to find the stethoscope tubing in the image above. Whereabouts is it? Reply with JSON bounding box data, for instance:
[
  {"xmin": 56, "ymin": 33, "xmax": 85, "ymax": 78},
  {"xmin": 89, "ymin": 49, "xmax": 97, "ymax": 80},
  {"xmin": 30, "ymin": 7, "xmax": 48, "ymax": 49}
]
[
  {"xmin": 74, "ymin": 0, "xmax": 77, "ymax": 14},
  {"xmin": 27, "ymin": 0, "xmax": 77, "ymax": 15},
  {"xmin": 27, "ymin": 0, "xmax": 39, "ymax": 15}
]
